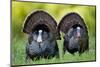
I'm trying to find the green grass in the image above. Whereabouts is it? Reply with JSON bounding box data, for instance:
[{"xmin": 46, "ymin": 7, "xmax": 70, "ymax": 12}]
[{"xmin": 11, "ymin": 35, "xmax": 96, "ymax": 66}]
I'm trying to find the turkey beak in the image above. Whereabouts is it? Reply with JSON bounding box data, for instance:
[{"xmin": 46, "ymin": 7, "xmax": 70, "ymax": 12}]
[{"xmin": 37, "ymin": 30, "xmax": 43, "ymax": 43}]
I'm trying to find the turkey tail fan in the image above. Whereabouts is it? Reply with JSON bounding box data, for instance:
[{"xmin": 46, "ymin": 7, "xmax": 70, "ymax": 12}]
[
  {"xmin": 23, "ymin": 10, "xmax": 60, "ymax": 39},
  {"xmin": 58, "ymin": 12, "xmax": 88, "ymax": 35}
]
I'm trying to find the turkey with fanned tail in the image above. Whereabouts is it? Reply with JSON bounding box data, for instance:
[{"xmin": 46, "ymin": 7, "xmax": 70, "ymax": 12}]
[
  {"xmin": 23, "ymin": 11, "xmax": 59, "ymax": 62},
  {"xmin": 57, "ymin": 12, "xmax": 89, "ymax": 55}
]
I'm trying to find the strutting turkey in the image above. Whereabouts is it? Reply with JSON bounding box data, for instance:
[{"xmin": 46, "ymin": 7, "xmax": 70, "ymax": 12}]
[
  {"xmin": 57, "ymin": 12, "xmax": 89, "ymax": 55},
  {"xmin": 23, "ymin": 11, "xmax": 59, "ymax": 62}
]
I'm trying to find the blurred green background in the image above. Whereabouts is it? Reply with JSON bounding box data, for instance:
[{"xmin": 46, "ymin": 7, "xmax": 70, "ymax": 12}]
[{"xmin": 12, "ymin": 1, "xmax": 96, "ymax": 66}]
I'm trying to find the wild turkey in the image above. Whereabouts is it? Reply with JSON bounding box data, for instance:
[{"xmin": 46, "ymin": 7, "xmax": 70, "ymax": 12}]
[
  {"xmin": 57, "ymin": 12, "xmax": 89, "ymax": 55},
  {"xmin": 23, "ymin": 11, "xmax": 59, "ymax": 61}
]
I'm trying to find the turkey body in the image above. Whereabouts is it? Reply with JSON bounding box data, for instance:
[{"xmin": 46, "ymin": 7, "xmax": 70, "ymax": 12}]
[
  {"xmin": 63, "ymin": 26, "xmax": 88, "ymax": 55},
  {"xmin": 26, "ymin": 29, "xmax": 59, "ymax": 61}
]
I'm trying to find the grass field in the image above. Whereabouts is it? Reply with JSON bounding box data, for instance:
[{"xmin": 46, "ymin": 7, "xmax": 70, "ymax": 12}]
[{"xmin": 11, "ymin": 34, "xmax": 96, "ymax": 66}]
